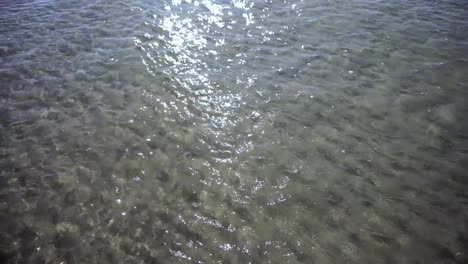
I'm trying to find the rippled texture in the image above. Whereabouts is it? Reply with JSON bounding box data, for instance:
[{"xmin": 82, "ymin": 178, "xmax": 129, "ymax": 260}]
[{"xmin": 1, "ymin": 0, "xmax": 468, "ymax": 263}]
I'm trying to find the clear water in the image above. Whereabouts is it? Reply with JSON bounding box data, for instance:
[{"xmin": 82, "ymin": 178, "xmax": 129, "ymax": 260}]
[{"xmin": 1, "ymin": 0, "xmax": 468, "ymax": 263}]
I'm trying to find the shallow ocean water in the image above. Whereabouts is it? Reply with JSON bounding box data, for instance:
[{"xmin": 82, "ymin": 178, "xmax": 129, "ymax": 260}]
[{"xmin": 1, "ymin": 0, "xmax": 468, "ymax": 263}]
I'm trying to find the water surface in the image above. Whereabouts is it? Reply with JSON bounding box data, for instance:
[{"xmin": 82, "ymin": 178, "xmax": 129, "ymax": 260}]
[{"xmin": 1, "ymin": 0, "xmax": 468, "ymax": 263}]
